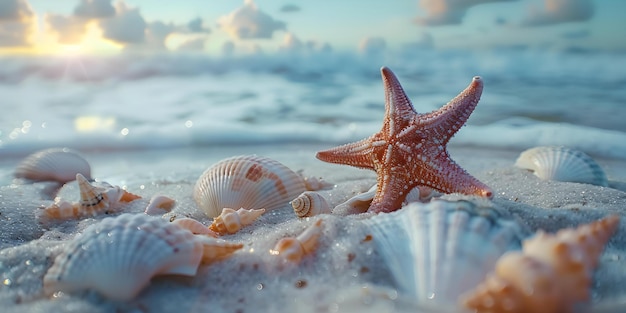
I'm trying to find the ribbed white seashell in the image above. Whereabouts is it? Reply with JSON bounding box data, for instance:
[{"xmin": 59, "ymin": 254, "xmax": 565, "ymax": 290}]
[
  {"xmin": 515, "ymin": 146, "xmax": 608, "ymax": 186},
  {"xmin": 14, "ymin": 148, "xmax": 92, "ymax": 183},
  {"xmin": 193, "ymin": 155, "xmax": 306, "ymax": 218},
  {"xmin": 43, "ymin": 173, "xmax": 141, "ymax": 220},
  {"xmin": 43, "ymin": 214, "xmax": 241, "ymax": 300},
  {"xmin": 302, "ymin": 175, "xmax": 334, "ymax": 191},
  {"xmin": 361, "ymin": 200, "xmax": 526, "ymax": 309},
  {"xmin": 291, "ymin": 191, "xmax": 332, "ymax": 218},
  {"xmin": 171, "ymin": 218, "xmax": 217, "ymax": 237},
  {"xmin": 144, "ymin": 195, "xmax": 176, "ymax": 215},
  {"xmin": 271, "ymin": 219, "xmax": 324, "ymax": 263},
  {"xmin": 208, "ymin": 207, "xmax": 265, "ymax": 235}
]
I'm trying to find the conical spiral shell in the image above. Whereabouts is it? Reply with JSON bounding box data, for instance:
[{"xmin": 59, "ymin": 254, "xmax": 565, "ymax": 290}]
[
  {"xmin": 461, "ymin": 215, "xmax": 620, "ymax": 313},
  {"xmin": 208, "ymin": 207, "xmax": 265, "ymax": 235},
  {"xmin": 291, "ymin": 191, "xmax": 331, "ymax": 218},
  {"xmin": 14, "ymin": 148, "xmax": 92, "ymax": 183},
  {"xmin": 515, "ymin": 146, "xmax": 608, "ymax": 186},
  {"xmin": 271, "ymin": 219, "xmax": 324, "ymax": 263},
  {"xmin": 193, "ymin": 155, "xmax": 306, "ymax": 218}
]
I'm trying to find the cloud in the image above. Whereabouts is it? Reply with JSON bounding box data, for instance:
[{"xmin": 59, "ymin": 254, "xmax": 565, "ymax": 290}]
[
  {"xmin": 45, "ymin": 14, "xmax": 88, "ymax": 44},
  {"xmin": 74, "ymin": 0, "xmax": 115, "ymax": 19},
  {"xmin": 177, "ymin": 37, "xmax": 206, "ymax": 52},
  {"xmin": 522, "ymin": 0, "xmax": 593, "ymax": 26},
  {"xmin": 279, "ymin": 32, "xmax": 303, "ymax": 52},
  {"xmin": 187, "ymin": 17, "xmax": 210, "ymax": 33},
  {"xmin": 217, "ymin": 0, "xmax": 286, "ymax": 39},
  {"xmin": 359, "ymin": 37, "xmax": 387, "ymax": 56},
  {"xmin": 280, "ymin": 4, "xmax": 300, "ymax": 13},
  {"xmin": 415, "ymin": 0, "xmax": 517, "ymax": 26},
  {"xmin": 99, "ymin": 2, "xmax": 146, "ymax": 44},
  {"xmin": 0, "ymin": 0, "xmax": 34, "ymax": 47}
]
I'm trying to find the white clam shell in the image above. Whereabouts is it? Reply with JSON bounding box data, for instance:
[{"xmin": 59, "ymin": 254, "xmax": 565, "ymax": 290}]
[
  {"xmin": 515, "ymin": 146, "xmax": 608, "ymax": 186},
  {"xmin": 193, "ymin": 155, "xmax": 306, "ymax": 218},
  {"xmin": 291, "ymin": 191, "xmax": 332, "ymax": 218},
  {"xmin": 43, "ymin": 214, "xmax": 204, "ymax": 300},
  {"xmin": 144, "ymin": 195, "xmax": 176, "ymax": 215},
  {"xmin": 361, "ymin": 200, "xmax": 527, "ymax": 308},
  {"xmin": 15, "ymin": 148, "xmax": 92, "ymax": 183}
]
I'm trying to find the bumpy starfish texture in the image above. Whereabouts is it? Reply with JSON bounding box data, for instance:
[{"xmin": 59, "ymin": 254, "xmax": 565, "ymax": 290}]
[{"xmin": 316, "ymin": 67, "xmax": 492, "ymax": 213}]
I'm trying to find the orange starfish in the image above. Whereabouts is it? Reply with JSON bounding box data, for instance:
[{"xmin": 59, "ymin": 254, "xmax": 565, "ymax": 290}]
[{"xmin": 316, "ymin": 67, "xmax": 493, "ymax": 213}]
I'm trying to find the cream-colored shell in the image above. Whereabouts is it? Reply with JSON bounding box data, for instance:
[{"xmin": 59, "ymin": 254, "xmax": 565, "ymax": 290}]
[
  {"xmin": 515, "ymin": 146, "xmax": 608, "ymax": 186},
  {"xmin": 208, "ymin": 207, "xmax": 265, "ymax": 235},
  {"xmin": 193, "ymin": 155, "xmax": 306, "ymax": 218},
  {"xmin": 14, "ymin": 148, "xmax": 92, "ymax": 183},
  {"xmin": 172, "ymin": 218, "xmax": 217, "ymax": 237},
  {"xmin": 461, "ymin": 215, "xmax": 619, "ymax": 313},
  {"xmin": 144, "ymin": 195, "xmax": 176, "ymax": 215},
  {"xmin": 335, "ymin": 184, "xmax": 437, "ymax": 214},
  {"xmin": 291, "ymin": 191, "xmax": 331, "ymax": 218},
  {"xmin": 271, "ymin": 219, "xmax": 324, "ymax": 263}
]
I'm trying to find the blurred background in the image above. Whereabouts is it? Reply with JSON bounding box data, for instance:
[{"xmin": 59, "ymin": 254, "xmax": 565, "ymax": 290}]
[{"xmin": 1, "ymin": 0, "xmax": 625, "ymax": 158}]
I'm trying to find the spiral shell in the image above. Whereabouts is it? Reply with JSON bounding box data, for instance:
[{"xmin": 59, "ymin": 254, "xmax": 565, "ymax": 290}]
[
  {"xmin": 193, "ymin": 155, "xmax": 306, "ymax": 218},
  {"xmin": 291, "ymin": 191, "xmax": 331, "ymax": 218},
  {"xmin": 43, "ymin": 214, "xmax": 242, "ymax": 300},
  {"xmin": 515, "ymin": 146, "xmax": 608, "ymax": 186},
  {"xmin": 208, "ymin": 207, "xmax": 265, "ymax": 235},
  {"xmin": 15, "ymin": 148, "xmax": 92, "ymax": 183},
  {"xmin": 461, "ymin": 215, "xmax": 620, "ymax": 313},
  {"xmin": 271, "ymin": 219, "xmax": 324, "ymax": 263},
  {"xmin": 172, "ymin": 218, "xmax": 217, "ymax": 237}
]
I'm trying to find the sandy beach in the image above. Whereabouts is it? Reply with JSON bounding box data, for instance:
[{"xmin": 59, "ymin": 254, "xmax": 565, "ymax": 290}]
[{"xmin": 0, "ymin": 143, "xmax": 625, "ymax": 313}]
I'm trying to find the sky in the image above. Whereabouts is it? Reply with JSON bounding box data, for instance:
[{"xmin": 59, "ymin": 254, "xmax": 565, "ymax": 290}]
[{"xmin": 0, "ymin": 0, "xmax": 624, "ymax": 56}]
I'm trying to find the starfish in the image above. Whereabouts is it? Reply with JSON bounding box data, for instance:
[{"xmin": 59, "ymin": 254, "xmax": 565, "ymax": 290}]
[{"xmin": 316, "ymin": 67, "xmax": 493, "ymax": 213}]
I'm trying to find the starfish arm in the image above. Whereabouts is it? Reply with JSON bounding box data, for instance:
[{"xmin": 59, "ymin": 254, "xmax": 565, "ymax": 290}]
[
  {"xmin": 420, "ymin": 76, "xmax": 483, "ymax": 145},
  {"xmin": 368, "ymin": 174, "xmax": 412, "ymax": 214},
  {"xmin": 430, "ymin": 153, "xmax": 493, "ymax": 198},
  {"xmin": 316, "ymin": 137, "xmax": 375, "ymax": 170},
  {"xmin": 381, "ymin": 67, "xmax": 417, "ymax": 134}
]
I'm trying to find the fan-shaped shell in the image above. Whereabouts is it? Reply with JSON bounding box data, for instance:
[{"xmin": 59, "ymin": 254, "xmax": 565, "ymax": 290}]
[
  {"xmin": 43, "ymin": 214, "xmax": 204, "ymax": 300},
  {"xmin": 361, "ymin": 200, "xmax": 527, "ymax": 309},
  {"xmin": 15, "ymin": 148, "xmax": 92, "ymax": 183},
  {"xmin": 193, "ymin": 155, "xmax": 306, "ymax": 218},
  {"xmin": 291, "ymin": 191, "xmax": 332, "ymax": 218},
  {"xmin": 515, "ymin": 146, "xmax": 608, "ymax": 186}
]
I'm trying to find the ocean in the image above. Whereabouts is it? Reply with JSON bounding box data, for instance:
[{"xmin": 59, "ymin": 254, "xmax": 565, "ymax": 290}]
[{"xmin": 1, "ymin": 49, "xmax": 625, "ymax": 159}]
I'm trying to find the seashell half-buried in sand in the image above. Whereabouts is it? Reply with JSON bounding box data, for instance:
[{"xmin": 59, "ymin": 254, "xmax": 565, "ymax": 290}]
[
  {"xmin": 271, "ymin": 219, "xmax": 324, "ymax": 264},
  {"xmin": 144, "ymin": 195, "xmax": 176, "ymax": 215},
  {"xmin": 515, "ymin": 146, "xmax": 608, "ymax": 186},
  {"xmin": 461, "ymin": 215, "xmax": 620, "ymax": 313},
  {"xmin": 43, "ymin": 213, "xmax": 242, "ymax": 301},
  {"xmin": 361, "ymin": 200, "xmax": 527, "ymax": 310},
  {"xmin": 42, "ymin": 173, "xmax": 141, "ymax": 220},
  {"xmin": 193, "ymin": 155, "xmax": 306, "ymax": 218},
  {"xmin": 291, "ymin": 191, "xmax": 332, "ymax": 218},
  {"xmin": 335, "ymin": 184, "xmax": 438, "ymax": 215},
  {"xmin": 14, "ymin": 148, "xmax": 92, "ymax": 183},
  {"xmin": 208, "ymin": 207, "xmax": 265, "ymax": 235},
  {"xmin": 172, "ymin": 218, "xmax": 218, "ymax": 237}
]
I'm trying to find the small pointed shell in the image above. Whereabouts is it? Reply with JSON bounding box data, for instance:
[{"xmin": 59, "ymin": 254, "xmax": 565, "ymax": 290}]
[
  {"xmin": 461, "ymin": 215, "xmax": 619, "ymax": 313},
  {"xmin": 271, "ymin": 219, "xmax": 324, "ymax": 263},
  {"xmin": 172, "ymin": 218, "xmax": 217, "ymax": 237},
  {"xmin": 14, "ymin": 148, "xmax": 92, "ymax": 183},
  {"xmin": 145, "ymin": 195, "xmax": 176, "ymax": 215},
  {"xmin": 515, "ymin": 146, "xmax": 608, "ymax": 186},
  {"xmin": 302, "ymin": 176, "xmax": 334, "ymax": 191},
  {"xmin": 43, "ymin": 214, "xmax": 205, "ymax": 301},
  {"xmin": 291, "ymin": 191, "xmax": 331, "ymax": 218},
  {"xmin": 193, "ymin": 155, "xmax": 306, "ymax": 218},
  {"xmin": 196, "ymin": 236, "xmax": 243, "ymax": 265},
  {"xmin": 208, "ymin": 207, "xmax": 265, "ymax": 235}
]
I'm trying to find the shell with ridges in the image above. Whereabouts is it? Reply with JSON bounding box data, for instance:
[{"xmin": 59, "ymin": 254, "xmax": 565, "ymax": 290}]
[
  {"xmin": 193, "ymin": 155, "xmax": 306, "ymax": 218},
  {"xmin": 144, "ymin": 195, "xmax": 176, "ymax": 215},
  {"xmin": 14, "ymin": 148, "xmax": 92, "ymax": 183},
  {"xmin": 361, "ymin": 200, "xmax": 526, "ymax": 308},
  {"xmin": 43, "ymin": 173, "xmax": 141, "ymax": 220},
  {"xmin": 291, "ymin": 191, "xmax": 332, "ymax": 218},
  {"xmin": 515, "ymin": 146, "xmax": 608, "ymax": 186},
  {"xmin": 208, "ymin": 207, "xmax": 265, "ymax": 235},
  {"xmin": 271, "ymin": 219, "xmax": 324, "ymax": 263},
  {"xmin": 461, "ymin": 215, "xmax": 620, "ymax": 313}
]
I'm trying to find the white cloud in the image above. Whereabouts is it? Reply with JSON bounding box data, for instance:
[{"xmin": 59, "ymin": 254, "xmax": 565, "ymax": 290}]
[
  {"xmin": 177, "ymin": 37, "xmax": 206, "ymax": 52},
  {"xmin": 415, "ymin": 0, "xmax": 517, "ymax": 26},
  {"xmin": 279, "ymin": 32, "xmax": 303, "ymax": 52},
  {"xmin": 74, "ymin": 0, "xmax": 115, "ymax": 18},
  {"xmin": 359, "ymin": 37, "xmax": 387, "ymax": 56},
  {"xmin": 522, "ymin": 0, "xmax": 593, "ymax": 26},
  {"xmin": 99, "ymin": 2, "xmax": 146, "ymax": 44},
  {"xmin": 0, "ymin": 0, "xmax": 33, "ymax": 47},
  {"xmin": 217, "ymin": 0, "xmax": 286, "ymax": 39},
  {"xmin": 45, "ymin": 14, "xmax": 88, "ymax": 44},
  {"xmin": 0, "ymin": 0, "xmax": 32, "ymax": 20},
  {"xmin": 187, "ymin": 17, "xmax": 210, "ymax": 33}
]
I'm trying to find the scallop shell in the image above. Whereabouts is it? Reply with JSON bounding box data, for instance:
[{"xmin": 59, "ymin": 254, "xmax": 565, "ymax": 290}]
[
  {"xmin": 43, "ymin": 214, "xmax": 242, "ymax": 300},
  {"xmin": 361, "ymin": 200, "xmax": 527, "ymax": 309},
  {"xmin": 144, "ymin": 195, "xmax": 176, "ymax": 215},
  {"xmin": 291, "ymin": 191, "xmax": 332, "ymax": 218},
  {"xmin": 271, "ymin": 219, "xmax": 324, "ymax": 263},
  {"xmin": 462, "ymin": 215, "xmax": 619, "ymax": 313},
  {"xmin": 43, "ymin": 173, "xmax": 141, "ymax": 220},
  {"xmin": 515, "ymin": 146, "xmax": 608, "ymax": 186},
  {"xmin": 14, "ymin": 148, "xmax": 92, "ymax": 183},
  {"xmin": 193, "ymin": 155, "xmax": 306, "ymax": 218},
  {"xmin": 208, "ymin": 207, "xmax": 265, "ymax": 235}
]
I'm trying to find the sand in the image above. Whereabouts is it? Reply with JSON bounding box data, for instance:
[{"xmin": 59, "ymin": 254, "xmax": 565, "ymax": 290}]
[{"xmin": 1, "ymin": 144, "xmax": 625, "ymax": 313}]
